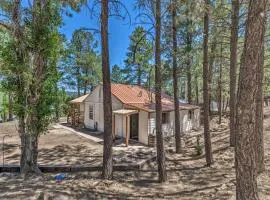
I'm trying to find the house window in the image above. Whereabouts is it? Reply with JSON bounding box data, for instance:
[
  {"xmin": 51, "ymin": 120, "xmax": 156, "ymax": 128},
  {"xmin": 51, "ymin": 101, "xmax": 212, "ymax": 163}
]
[
  {"xmin": 162, "ymin": 112, "xmax": 169, "ymax": 124},
  {"xmin": 89, "ymin": 105, "xmax": 94, "ymax": 120},
  {"xmin": 188, "ymin": 110, "xmax": 194, "ymax": 120}
]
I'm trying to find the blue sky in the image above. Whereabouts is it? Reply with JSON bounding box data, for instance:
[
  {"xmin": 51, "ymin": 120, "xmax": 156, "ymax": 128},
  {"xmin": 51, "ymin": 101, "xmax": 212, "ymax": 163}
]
[{"xmin": 60, "ymin": 1, "xmax": 139, "ymax": 68}]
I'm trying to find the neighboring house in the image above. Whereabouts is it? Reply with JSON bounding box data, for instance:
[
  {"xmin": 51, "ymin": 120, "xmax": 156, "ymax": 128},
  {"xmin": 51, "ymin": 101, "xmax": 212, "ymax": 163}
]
[{"xmin": 69, "ymin": 83, "xmax": 200, "ymax": 146}]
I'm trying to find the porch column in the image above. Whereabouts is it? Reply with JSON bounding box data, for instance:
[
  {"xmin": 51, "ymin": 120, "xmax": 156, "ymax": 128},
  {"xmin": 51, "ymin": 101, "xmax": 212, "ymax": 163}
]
[
  {"xmin": 126, "ymin": 115, "xmax": 129, "ymax": 147},
  {"xmin": 112, "ymin": 114, "xmax": 115, "ymax": 139}
]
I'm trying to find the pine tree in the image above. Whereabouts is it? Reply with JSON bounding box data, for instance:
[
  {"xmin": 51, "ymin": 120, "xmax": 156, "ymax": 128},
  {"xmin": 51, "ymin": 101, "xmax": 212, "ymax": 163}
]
[
  {"xmin": 235, "ymin": 0, "xmax": 267, "ymax": 198},
  {"xmin": 101, "ymin": 0, "xmax": 113, "ymax": 180},
  {"xmin": 155, "ymin": 0, "xmax": 167, "ymax": 183},
  {"xmin": 229, "ymin": 0, "xmax": 239, "ymax": 147},
  {"xmin": 123, "ymin": 26, "xmax": 152, "ymax": 86},
  {"xmin": 171, "ymin": 0, "xmax": 182, "ymax": 153},
  {"xmin": 202, "ymin": 0, "xmax": 214, "ymax": 166},
  {"xmin": 63, "ymin": 29, "xmax": 101, "ymax": 96},
  {"xmin": 111, "ymin": 64, "xmax": 124, "ymax": 83}
]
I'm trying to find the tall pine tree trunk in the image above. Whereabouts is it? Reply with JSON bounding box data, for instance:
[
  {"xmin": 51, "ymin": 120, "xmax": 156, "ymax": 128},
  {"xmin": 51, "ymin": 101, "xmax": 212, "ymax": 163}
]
[
  {"xmin": 101, "ymin": 0, "xmax": 113, "ymax": 180},
  {"xmin": 187, "ymin": 28, "xmax": 193, "ymax": 104},
  {"xmin": 77, "ymin": 68, "xmax": 81, "ymax": 97},
  {"xmin": 208, "ymin": 40, "xmax": 216, "ymax": 116},
  {"xmin": 218, "ymin": 44, "xmax": 223, "ymax": 125},
  {"xmin": 137, "ymin": 64, "xmax": 142, "ymax": 86},
  {"xmin": 202, "ymin": 0, "xmax": 213, "ymax": 166},
  {"xmin": 172, "ymin": 0, "xmax": 182, "ymax": 153},
  {"xmin": 229, "ymin": 0, "xmax": 239, "ymax": 147},
  {"xmin": 235, "ymin": 0, "xmax": 267, "ymax": 198},
  {"xmin": 195, "ymin": 75, "xmax": 199, "ymax": 105},
  {"xmin": 255, "ymin": 36, "xmax": 265, "ymax": 174},
  {"xmin": 254, "ymin": 4, "xmax": 267, "ymax": 174},
  {"xmin": 155, "ymin": 0, "xmax": 167, "ymax": 183},
  {"xmin": 83, "ymin": 69, "xmax": 88, "ymax": 95}
]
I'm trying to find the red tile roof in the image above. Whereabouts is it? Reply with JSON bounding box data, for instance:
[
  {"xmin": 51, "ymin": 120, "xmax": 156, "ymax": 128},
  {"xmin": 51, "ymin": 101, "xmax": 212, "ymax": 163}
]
[{"xmin": 111, "ymin": 84, "xmax": 199, "ymax": 112}]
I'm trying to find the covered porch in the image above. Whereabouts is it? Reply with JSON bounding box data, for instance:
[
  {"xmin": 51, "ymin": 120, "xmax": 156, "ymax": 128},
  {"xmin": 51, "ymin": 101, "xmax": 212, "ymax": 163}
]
[{"xmin": 113, "ymin": 109, "xmax": 139, "ymax": 147}]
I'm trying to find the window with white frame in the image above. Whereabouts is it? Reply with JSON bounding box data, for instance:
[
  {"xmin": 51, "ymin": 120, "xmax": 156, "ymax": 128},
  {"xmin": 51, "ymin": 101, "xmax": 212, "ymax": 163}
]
[{"xmin": 89, "ymin": 105, "xmax": 94, "ymax": 120}]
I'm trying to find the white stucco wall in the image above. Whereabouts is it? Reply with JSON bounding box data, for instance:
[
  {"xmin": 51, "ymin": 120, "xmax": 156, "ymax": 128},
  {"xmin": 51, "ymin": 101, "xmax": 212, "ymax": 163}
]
[
  {"xmin": 79, "ymin": 103, "xmax": 84, "ymax": 112},
  {"xmin": 84, "ymin": 85, "xmax": 123, "ymax": 132},
  {"xmin": 113, "ymin": 110, "xmax": 149, "ymax": 145},
  {"xmin": 115, "ymin": 114, "xmax": 124, "ymax": 137},
  {"xmin": 179, "ymin": 109, "xmax": 200, "ymax": 133},
  {"xmin": 138, "ymin": 111, "xmax": 149, "ymax": 145},
  {"xmin": 148, "ymin": 113, "xmax": 155, "ymax": 136},
  {"xmin": 192, "ymin": 108, "xmax": 200, "ymax": 130},
  {"xmin": 149, "ymin": 108, "xmax": 201, "ymax": 137},
  {"xmin": 114, "ymin": 115, "xmax": 129, "ymax": 140}
]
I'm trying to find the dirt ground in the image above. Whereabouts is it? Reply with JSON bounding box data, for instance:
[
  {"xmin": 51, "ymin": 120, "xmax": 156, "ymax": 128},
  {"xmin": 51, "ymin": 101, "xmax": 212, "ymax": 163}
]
[
  {"xmin": 0, "ymin": 122, "xmax": 154, "ymax": 166},
  {"xmin": 0, "ymin": 122, "xmax": 104, "ymax": 166},
  {"xmin": 1, "ymin": 109, "xmax": 270, "ymax": 199}
]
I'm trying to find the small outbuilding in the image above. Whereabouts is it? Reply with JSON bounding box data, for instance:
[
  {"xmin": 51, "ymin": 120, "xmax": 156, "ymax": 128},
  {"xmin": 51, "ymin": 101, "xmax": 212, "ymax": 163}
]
[{"xmin": 67, "ymin": 94, "xmax": 89, "ymax": 127}]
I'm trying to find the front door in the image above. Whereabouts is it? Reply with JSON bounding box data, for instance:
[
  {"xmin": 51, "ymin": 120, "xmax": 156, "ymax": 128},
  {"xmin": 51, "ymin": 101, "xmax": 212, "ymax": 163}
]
[{"xmin": 130, "ymin": 113, "xmax": 139, "ymax": 140}]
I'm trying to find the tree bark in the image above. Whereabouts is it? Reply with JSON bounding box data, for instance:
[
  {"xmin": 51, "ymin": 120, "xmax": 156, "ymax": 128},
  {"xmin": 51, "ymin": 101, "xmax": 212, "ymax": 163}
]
[
  {"xmin": 83, "ymin": 68, "xmax": 88, "ymax": 95},
  {"xmin": 155, "ymin": 0, "xmax": 167, "ymax": 183},
  {"xmin": 255, "ymin": 60, "xmax": 265, "ymax": 174},
  {"xmin": 229, "ymin": 0, "xmax": 239, "ymax": 147},
  {"xmin": 202, "ymin": 0, "xmax": 214, "ymax": 166},
  {"xmin": 101, "ymin": 0, "xmax": 113, "ymax": 180},
  {"xmin": 21, "ymin": 119, "xmax": 40, "ymax": 175},
  {"xmin": 20, "ymin": 0, "xmax": 47, "ymax": 175},
  {"xmin": 19, "ymin": 87, "xmax": 40, "ymax": 174},
  {"xmin": 218, "ymin": 44, "xmax": 223, "ymax": 125},
  {"xmin": 195, "ymin": 75, "xmax": 199, "ymax": 105},
  {"xmin": 18, "ymin": 116, "xmax": 35, "ymax": 174},
  {"xmin": 208, "ymin": 39, "xmax": 217, "ymax": 116},
  {"xmin": 187, "ymin": 28, "xmax": 193, "ymax": 104},
  {"xmin": 137, "ymin": 64, "xmax": 142, "ymax": 86},
  {"xmin": 235, "ymin": 0, "xmax": 267, "ymax": 198},
  {"xmin": 255, "ymin": 9, "xmax": 267, "ymax": 174},
  {"xmin": 77, "ymin": 68, "xmax": 81, "ymax": 97},
  {"xmin": 8, "ymin": 92, "xmax": 13, "ymax": 121},
  {"xmin": 225, "ymin": 97, "xmax": 229, "ymax": 112},
  {"xmin": 172, "ymin": 0, "xmax": 182, "ymax": 153}
]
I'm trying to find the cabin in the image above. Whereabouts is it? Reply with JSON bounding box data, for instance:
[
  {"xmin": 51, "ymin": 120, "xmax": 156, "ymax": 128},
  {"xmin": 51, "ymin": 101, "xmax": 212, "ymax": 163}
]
[{"xmin": 68, "ymin": 83, "xmax": 201, "ymax": 146}]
